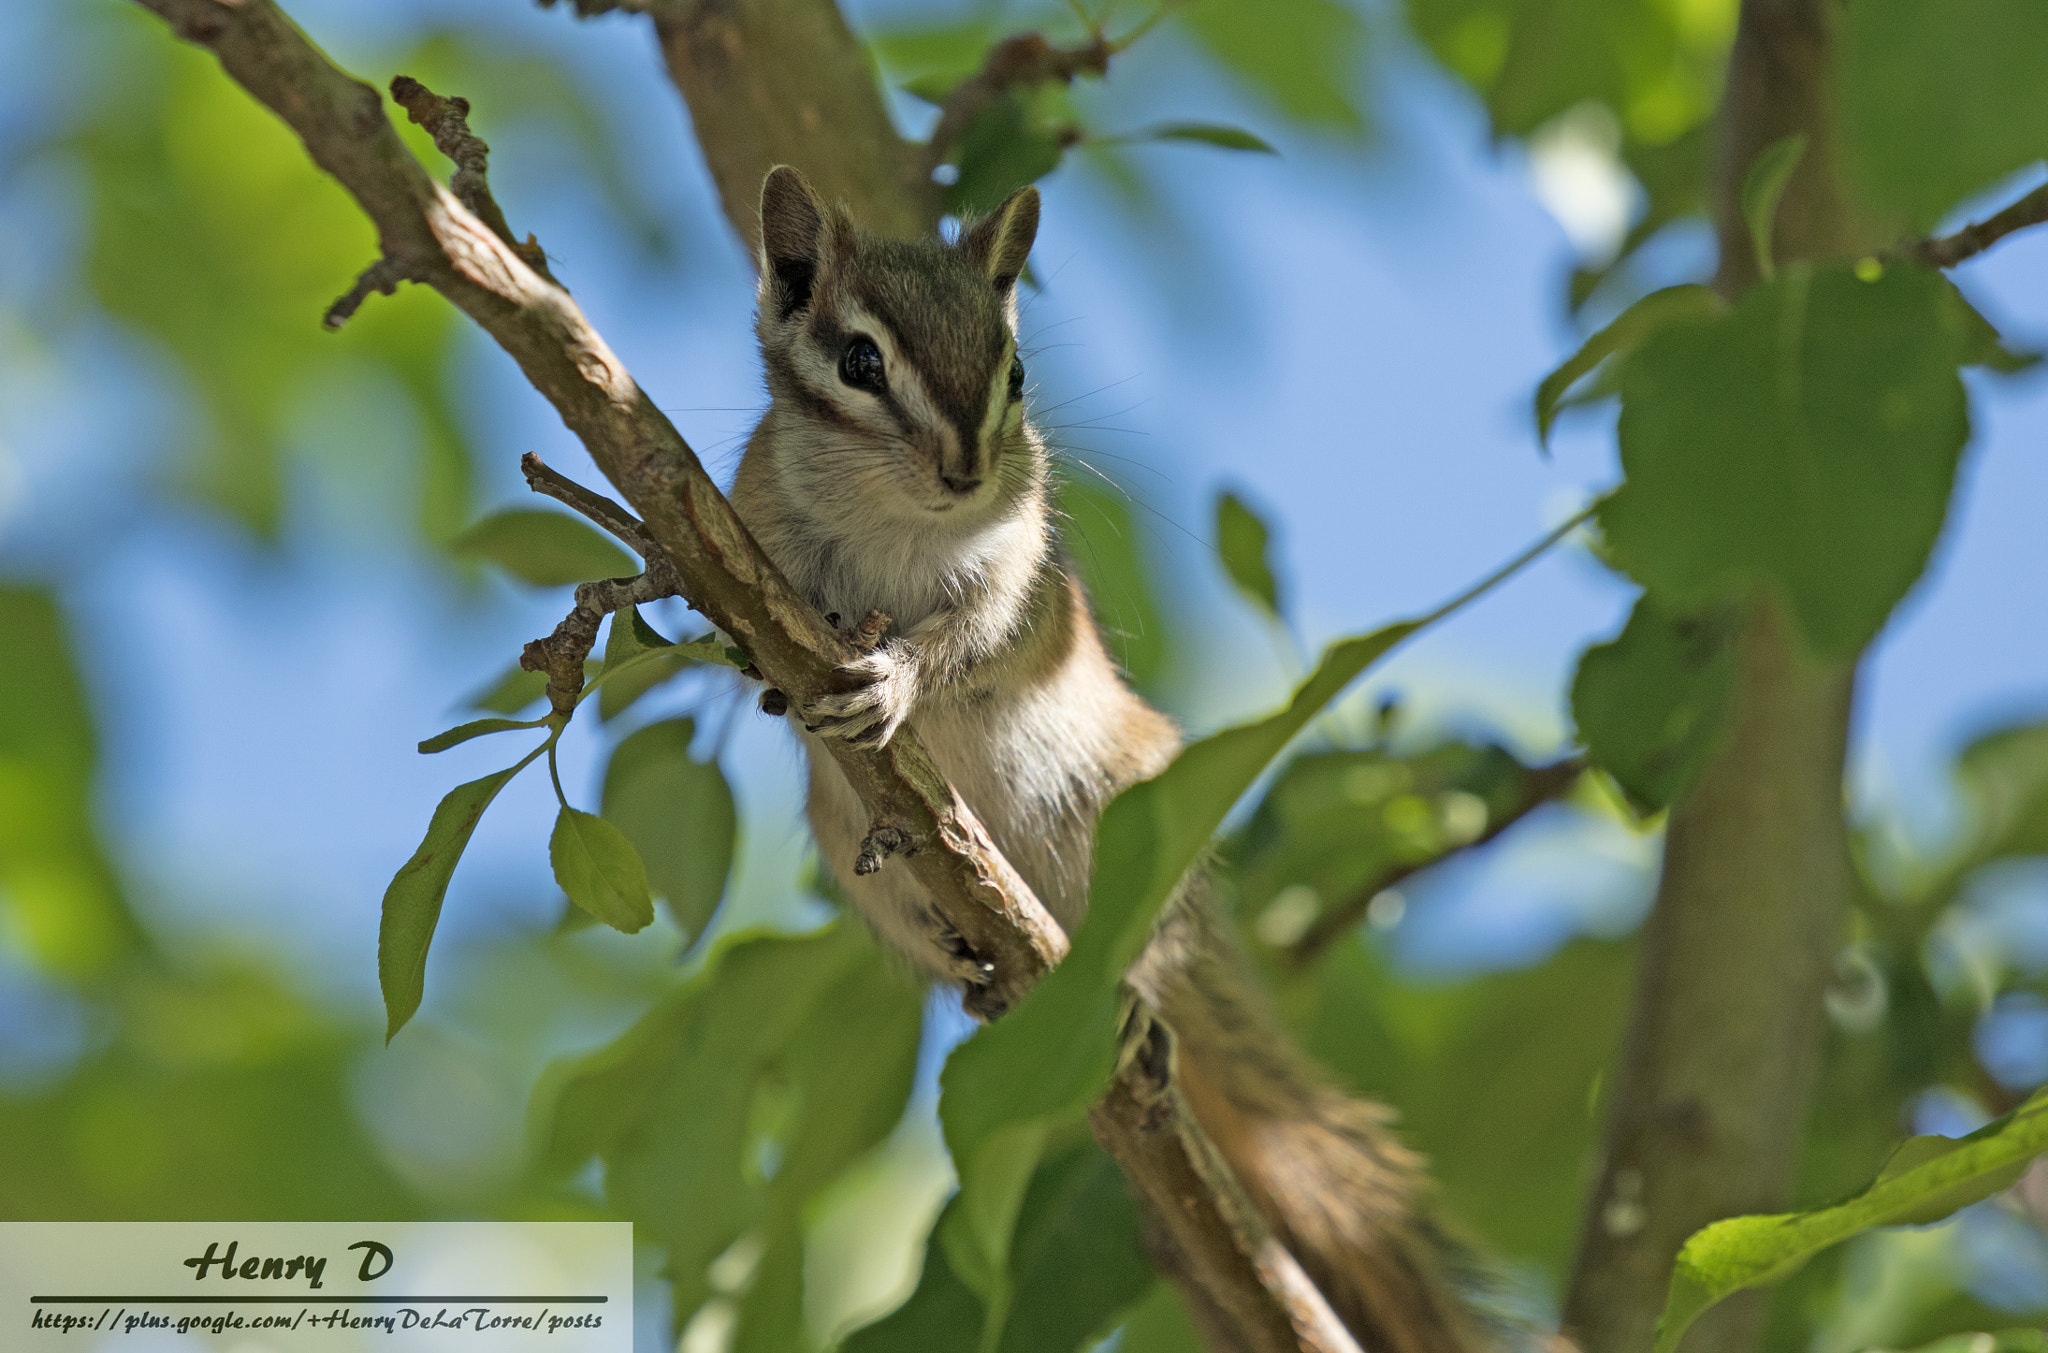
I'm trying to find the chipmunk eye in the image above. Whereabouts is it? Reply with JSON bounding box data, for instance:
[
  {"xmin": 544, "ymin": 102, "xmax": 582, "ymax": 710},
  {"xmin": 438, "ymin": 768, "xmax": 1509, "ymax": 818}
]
[
  {"xmin": 840, "ymin": 336, "xmax": 886, "ymax": 393},
  {"xmin": 1007, "ymin": 355, "xmax": 1025, "ymax": 403}
]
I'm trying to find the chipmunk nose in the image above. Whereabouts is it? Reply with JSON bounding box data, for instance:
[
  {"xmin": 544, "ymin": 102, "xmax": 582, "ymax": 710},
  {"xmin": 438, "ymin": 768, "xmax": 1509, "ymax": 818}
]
[{"xmin": 940, "ymin": 472, "xmax": 983, "ymax": 496}]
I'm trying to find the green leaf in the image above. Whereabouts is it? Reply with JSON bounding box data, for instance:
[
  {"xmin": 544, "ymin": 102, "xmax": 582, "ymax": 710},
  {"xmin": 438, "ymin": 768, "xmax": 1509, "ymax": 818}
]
[
  {"xmin": 1739, "ymin": 133, "xmax": 1806, "ymax": 283},
  {"xmin": 462, "ymin": 662, "xmax": 550, "ymax": 715},
  {"xmin": 1957, "ymin": 722, "xmax": 2048, "ymax": 865},
  {"xmin": 1892, "ymin": 1334, "xmax": 2048, "ymax": 1353},
  {"xmin": 842, "ymin": 1196, "xmax": 983, "ymax": 1353},
  {"xmin": 379, "ymin": 765, "xmax": 522, "ymax": 1039},
  {"xmin": 946, "ymin": 87, "xmax": 1072, "ymax": 216},
  {"xmin": 452, "ymin": 508, "xmax": 636, "ymax": 586},
  {"xmin": 598, "ymin": 605, "xmax": 691, "ymax": 721},
  {"xmin": 1119, "ymin": 121, "xmax": 1277, "ymax": 153},
  {"xmin": 1059, "ymin": 479, "xmax": 1170, "ymax": 694},
  {"xmin": 1537, "ymin": 284, "xmax": 1724, "ymax": 447},
  {"xmin": 1114, "ymin": 1284, "xmax": 1206, "ymax": 1353},
  {"xmin": 993, "ymin": 1138, "xmax": 1154, "ymax": 1353},
  {"xmin": 0, "ymin": 587, "xmax": 137, "ymax": 978},
  {"xmin": 549, "ymin": 806, "xmax": 655, "ymax": 934},
  {"xmin": 599, "ymin": 718, "xmax": 737, "ymax": 942},
  {"xmin": 1224, "ymin": 740, "xmax": 1542, "ymax": 928},
  {"xmin": 1654, "ymin": 1086, "xmax": 2048, "ymax": 1353},
  {"xmin": 1571, "ymin": 594, "xmax": 1736, "ymax": 812},
  {"xmin": 1600, "ymin": 264, "xmax": 1980, "ymax": 658},
  {"xmin": 1841, "ymin": 0, "xmax": 2048, "ymax": 235},
  {"xmin": 846, "ymin": 1138, "xmax": 1153, "ymax": 1353},
  {"xmin": 1180, "ymin": 0, "xmax": 1366, "ymax": 131},
  {"xmin": 534, "ymin": 923, "xmax": 920, "ymax": 1333},
  {"xmin": 417, "ymin": 716, "xmax": 546, "ymax": 754},
  {"xmin": 1214, "ymin": 489, "xmax": 1283, "ymax": 618},
  {"xmin": 1301, "ymin": 935, "xmax": 1637, "ymax": 1274}
]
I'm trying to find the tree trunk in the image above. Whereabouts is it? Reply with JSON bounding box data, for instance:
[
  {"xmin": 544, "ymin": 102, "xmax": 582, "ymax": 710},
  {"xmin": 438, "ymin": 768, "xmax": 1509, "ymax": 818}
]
[
  {"xmin": 1563, "ymin": 4, "xmax": 1863, "ymax": 1351},
  {"xmin": 647, "ymin": 0, "xmax": 936, "ymax": 253}
]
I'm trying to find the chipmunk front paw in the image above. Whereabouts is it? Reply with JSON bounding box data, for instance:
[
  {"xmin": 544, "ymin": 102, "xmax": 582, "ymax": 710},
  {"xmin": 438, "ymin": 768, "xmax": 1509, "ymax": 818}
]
[{"xmin": 806, "ymin": 643, "xmax": 919, "ymax": 746}]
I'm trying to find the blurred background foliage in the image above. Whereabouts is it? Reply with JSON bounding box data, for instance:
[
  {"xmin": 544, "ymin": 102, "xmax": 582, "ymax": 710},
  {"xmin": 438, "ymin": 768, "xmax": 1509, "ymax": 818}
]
[{"xmin": 3, "ymin": 0, "xmax": 2048, "ymax": 1351}]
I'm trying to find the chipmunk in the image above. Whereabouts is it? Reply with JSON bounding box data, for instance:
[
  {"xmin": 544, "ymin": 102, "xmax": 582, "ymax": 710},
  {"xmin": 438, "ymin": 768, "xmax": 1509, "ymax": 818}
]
[{"xmin": 730, "ymin": 166, "xmax": 1495, "ymax": 1353}]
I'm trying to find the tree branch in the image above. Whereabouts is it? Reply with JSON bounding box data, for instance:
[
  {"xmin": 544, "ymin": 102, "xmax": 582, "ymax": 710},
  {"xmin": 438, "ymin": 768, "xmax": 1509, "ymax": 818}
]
[
  {"xmin": 522, "ymin": 451, "xmax": 661, "ymax": 558},
  {"xmin": 1284, "ymin": 757, "xmax": 1585, "ymax": 969},
  {"xmin": 1905, "ymin": 180, "xmax": 2048, "ymax": 269},
  {"xmin": 1093, "ymin": 1016, "xmax": 1365, "ymax": 1353},
  {"xmin": 127, "ymin": 3, "xmax": 1356, "ymax": 1344},
  {"xmin": 129, "ymin": 0, "xmax": 1062, "ymax": 1016},
  {"xmin": 1564, "ymin": 6, "xmax": 1862, "ymax": 1353}
]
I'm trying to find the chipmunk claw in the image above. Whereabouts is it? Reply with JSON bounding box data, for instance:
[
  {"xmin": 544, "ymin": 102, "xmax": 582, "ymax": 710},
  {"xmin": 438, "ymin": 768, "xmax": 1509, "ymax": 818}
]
[{"xmin": 805, "ymin": 645, "xmax": 916, "ymax": 747}]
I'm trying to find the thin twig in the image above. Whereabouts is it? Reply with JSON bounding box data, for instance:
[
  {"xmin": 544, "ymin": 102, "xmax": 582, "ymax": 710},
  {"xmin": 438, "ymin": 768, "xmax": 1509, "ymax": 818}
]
[
  {"xmin": 521, "ymin": 451, "xmax": 662, "ymax": 558},
  {"xmin": 324, "ymin": 255, "xmax": 416, "ymax": 329},
  {"xmin": 1905, "ymin": 181, "xmax": 2048, "ymax": 270},
  {"xmin": 1286, "ymin": 757, "xmax": 1585, "ymax": 968}
]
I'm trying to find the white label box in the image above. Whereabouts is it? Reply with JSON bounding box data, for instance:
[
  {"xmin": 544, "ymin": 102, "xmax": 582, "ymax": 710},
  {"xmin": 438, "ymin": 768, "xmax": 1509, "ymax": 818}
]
[{"xmin": 3, "ymin": 1222, "xmax": 631, "ymax": 1350}]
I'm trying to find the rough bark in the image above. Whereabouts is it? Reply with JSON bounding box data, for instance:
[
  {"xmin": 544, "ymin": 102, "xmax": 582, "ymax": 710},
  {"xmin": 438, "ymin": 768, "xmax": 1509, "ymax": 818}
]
[
  {"xmin": 125, "ymin": 1, "xmax": 1328, "ymax": 1346},
  {"xmin": 1563, "ymin": 4, "xmax": 1861, "ymax": 1351},
  {"xmin": 647, "ymin": 0, "xmax": 935, "ymax": 250}
]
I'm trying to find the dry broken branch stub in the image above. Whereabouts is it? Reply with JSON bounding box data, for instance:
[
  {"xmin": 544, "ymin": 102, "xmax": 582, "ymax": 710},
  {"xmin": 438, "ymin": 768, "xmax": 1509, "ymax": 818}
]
[{"xmin": 389, "ymin": 74, "xmax": 554, "ymax": 283}]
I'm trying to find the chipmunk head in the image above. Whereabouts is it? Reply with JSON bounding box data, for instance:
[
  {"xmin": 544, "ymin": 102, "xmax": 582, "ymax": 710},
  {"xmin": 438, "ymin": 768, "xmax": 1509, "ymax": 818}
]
[{"xmin": 754, "ymin": 165, "xmax": 1042, "ymax": 522}]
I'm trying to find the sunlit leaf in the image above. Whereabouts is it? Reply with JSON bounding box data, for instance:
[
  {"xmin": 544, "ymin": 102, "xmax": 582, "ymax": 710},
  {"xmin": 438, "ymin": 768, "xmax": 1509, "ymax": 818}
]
[
  {"xmin": 1655, "ymin": 1087, "xmax": 2048, "ymax": 1353},
  {"xmin": 1739, "ymin": 133, "xmax": 1805, "ymax": 283},
  {"xmin": 1955, "ymin": 721, "xmax": 2048, "ymax": 866},
  {"xmin": 1600, "ymin": 264, "xmax": 1984, "ymax": 658},
  {"xmin": 1571, "ymin": 594, "xmax": 1736, "ymax": 812},
  {"xmin": 452, "ymin": 508, "xmax": 636, "ymax": 586},
  {"xmin": 417, "ymin": 716, "xmax": 547, "ymax": 754},
  {"xmin": 550, "ymin": 806, "xmax": 655, "ymax": 934},
  {"xmin": 1214, "ymin": 489, "xmax": 1282, "ymax": 619},
  {"xmin": 379, "ymin": 764, "xmax": 523, "ymax": 1039}
]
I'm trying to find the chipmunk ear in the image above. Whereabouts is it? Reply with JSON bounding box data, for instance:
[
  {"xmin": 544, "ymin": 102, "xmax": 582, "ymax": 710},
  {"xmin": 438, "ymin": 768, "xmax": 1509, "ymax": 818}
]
[
  {"xmin": 962, "ymin": 185, "xmax": 1040, "ymax": 295},
  {"xmin": 759, "ymin": 166, "xmax": 829, "ymax": 318}
]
